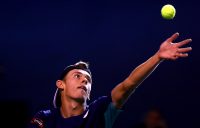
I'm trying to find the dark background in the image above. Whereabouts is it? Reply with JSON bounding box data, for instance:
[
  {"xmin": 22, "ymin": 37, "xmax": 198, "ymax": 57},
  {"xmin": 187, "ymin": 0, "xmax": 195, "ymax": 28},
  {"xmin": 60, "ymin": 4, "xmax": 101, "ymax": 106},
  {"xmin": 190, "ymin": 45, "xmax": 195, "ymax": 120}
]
[{"xmin": 0, "ymin": 0, "xmax": 199, "ymax": 127}]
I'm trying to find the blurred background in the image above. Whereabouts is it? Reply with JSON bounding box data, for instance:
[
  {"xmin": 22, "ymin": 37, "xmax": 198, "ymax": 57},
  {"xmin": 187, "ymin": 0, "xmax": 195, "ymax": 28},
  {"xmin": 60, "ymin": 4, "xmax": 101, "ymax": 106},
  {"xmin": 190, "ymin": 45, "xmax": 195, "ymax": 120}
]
[{"xmin": 0, "ymin": 0, "xmax": 199, "ymax": 127}]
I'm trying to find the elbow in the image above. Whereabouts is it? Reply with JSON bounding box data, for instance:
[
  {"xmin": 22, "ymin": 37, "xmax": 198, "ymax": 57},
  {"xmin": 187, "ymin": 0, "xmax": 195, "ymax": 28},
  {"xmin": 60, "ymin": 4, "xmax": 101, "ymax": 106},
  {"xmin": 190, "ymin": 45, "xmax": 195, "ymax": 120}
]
[{"xmin": 111, "ymin": 81, "xmax": 135, "ymax": 108}]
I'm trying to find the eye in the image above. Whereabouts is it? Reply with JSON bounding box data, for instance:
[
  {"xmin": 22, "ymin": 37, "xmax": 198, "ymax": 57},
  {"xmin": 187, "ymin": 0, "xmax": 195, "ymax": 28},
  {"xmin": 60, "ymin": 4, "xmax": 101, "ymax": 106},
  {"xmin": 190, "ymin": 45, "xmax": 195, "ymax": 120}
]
[{"xmin": 74, "ymin": 74, "xmax": 81, "ymax": 78}]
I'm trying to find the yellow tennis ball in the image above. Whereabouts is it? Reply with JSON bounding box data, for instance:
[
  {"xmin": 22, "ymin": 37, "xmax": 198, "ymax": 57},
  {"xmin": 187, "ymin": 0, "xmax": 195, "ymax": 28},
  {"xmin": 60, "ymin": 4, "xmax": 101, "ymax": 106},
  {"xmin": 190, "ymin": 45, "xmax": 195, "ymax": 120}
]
[{"xmin": 161, "ymin": 4, "xmax": 176, "ymax": 20}]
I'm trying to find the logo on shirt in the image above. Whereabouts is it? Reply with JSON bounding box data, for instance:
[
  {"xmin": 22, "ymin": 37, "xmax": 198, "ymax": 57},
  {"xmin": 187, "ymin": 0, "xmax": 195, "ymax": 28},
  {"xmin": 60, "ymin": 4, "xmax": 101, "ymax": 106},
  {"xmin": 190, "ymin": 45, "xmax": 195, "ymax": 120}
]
[{"xmin": 31, "ymin": 118, "xmax": 44, "ymax": 128}]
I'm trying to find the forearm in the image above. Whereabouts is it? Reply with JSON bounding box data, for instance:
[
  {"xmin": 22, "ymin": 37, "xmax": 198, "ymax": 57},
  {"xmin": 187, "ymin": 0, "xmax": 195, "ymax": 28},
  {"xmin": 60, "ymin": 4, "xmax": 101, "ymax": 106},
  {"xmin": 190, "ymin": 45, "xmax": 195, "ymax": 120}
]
[
  {"xmin": 124, "ymin": 52, "xmax": 163, "ymax": 89},
  {"xmin": 111, "ymin": 52, "xmax": 163, "ymax": 108}
]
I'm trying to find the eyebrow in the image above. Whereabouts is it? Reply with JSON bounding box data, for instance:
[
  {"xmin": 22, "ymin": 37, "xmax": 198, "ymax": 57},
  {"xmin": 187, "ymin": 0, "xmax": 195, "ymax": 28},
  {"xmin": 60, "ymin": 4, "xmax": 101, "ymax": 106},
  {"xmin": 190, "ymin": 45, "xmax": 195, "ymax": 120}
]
[{"xmin": 73, "ymin": 71, "xmax": 92, "ymax": 83}]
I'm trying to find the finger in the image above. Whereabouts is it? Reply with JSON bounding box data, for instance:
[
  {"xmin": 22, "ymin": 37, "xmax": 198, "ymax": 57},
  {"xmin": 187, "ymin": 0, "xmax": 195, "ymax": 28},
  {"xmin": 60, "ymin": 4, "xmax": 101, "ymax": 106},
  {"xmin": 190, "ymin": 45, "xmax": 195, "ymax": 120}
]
[
  {"xmin": 177, "ymin": 47, "xmax": 192, "ymax": 53},
  {"xmin": 166, "ymin": 32, "xmax": 179, "ymax": 42},
  {"xmin": 177, "ymin": 53, "xmax": 189, "ymax": 58},
  {"xmin": 176, "ymin": 39, "xmax": 192, "ymax": 47}
]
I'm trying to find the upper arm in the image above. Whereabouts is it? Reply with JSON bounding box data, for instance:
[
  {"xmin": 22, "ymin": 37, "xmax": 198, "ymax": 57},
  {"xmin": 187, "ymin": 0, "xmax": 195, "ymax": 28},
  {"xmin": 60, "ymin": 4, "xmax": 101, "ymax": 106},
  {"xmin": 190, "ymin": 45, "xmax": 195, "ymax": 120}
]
[{"xmin": 111, "ymin": 79, "xmax": 136, "ymax": 109}]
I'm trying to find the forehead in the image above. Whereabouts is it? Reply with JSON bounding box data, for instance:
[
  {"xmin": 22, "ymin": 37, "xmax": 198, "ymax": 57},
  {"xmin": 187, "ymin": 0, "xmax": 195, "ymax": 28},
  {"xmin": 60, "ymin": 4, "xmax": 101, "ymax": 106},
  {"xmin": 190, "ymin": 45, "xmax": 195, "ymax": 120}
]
[{"xmin": 68, "ymin": 69, "xmax": 91, "ymax": 78}]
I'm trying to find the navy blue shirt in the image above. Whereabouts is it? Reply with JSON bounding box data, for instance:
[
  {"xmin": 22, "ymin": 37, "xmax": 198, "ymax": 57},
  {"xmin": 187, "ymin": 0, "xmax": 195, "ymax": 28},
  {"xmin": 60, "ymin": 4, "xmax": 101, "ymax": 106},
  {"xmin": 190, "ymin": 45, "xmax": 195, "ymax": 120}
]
[{"xmin": 28, "ymin": 96, "xmax": 122, "ymax": 128}]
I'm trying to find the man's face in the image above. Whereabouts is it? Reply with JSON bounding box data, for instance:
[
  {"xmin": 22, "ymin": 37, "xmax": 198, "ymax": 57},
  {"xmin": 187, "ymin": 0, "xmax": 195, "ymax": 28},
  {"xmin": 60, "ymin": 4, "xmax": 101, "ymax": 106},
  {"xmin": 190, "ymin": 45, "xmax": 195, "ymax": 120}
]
[{"xmin": 61, "ymin": 69, "xmax": 92, "ymax": 102}]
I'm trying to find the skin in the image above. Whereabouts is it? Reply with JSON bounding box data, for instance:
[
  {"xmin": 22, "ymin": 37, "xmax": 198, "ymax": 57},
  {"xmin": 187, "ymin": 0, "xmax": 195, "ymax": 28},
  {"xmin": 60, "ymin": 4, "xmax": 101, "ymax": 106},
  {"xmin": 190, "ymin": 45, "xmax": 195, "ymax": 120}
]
[{"xmin": 57, "ymin": 32, "xmax": 192, "ymax": 118}]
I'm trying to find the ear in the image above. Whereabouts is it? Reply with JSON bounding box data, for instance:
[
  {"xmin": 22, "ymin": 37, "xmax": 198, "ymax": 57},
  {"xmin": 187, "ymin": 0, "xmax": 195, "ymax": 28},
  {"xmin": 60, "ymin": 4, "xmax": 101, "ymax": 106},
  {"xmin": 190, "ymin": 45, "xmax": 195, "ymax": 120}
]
[{"xmin": 56, "ymin": 80, "xmax": 64, "ymax": 89}]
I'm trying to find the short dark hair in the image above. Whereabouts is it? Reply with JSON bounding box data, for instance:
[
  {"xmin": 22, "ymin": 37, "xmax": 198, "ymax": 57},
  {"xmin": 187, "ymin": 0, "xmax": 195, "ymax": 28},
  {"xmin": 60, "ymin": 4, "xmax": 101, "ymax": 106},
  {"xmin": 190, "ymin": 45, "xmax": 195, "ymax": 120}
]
[{"xmin": 59, "ymin": 61, "xmax": 91, "ymax": 80}]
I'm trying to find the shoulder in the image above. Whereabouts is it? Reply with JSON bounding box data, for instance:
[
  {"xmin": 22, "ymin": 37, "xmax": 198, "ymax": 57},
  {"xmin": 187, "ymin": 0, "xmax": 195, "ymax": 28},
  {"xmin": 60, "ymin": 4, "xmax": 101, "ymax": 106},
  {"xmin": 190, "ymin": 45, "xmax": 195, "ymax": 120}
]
[
  {"xmin": 87, "ymin": 96, "xmax": 112, "ymax": 114},
  {"xmin": 90, "ymin": 96, "xmax": 111, "ymax": 106},
  {"xmin": 33, "ymin": 109, "xmax": 53, "ymax": 119},
  {"xmin": 89, "ymin": 96, "xmax": 112, "ymax": 107}
]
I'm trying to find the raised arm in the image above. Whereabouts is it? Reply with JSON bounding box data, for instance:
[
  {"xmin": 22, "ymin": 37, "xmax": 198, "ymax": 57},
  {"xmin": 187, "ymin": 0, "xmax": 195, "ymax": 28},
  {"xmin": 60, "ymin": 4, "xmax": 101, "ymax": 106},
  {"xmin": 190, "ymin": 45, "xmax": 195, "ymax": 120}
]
[{"xmin": 111, "ymin": 33, "xmax": 192, "ymax": 108}]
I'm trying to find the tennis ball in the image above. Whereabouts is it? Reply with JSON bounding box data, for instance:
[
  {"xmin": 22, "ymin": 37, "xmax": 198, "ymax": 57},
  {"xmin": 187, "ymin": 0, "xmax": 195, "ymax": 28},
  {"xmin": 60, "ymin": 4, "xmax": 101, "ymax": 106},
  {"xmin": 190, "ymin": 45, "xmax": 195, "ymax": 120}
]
[{"xmin": 161, "ymin": 4, "xmax": 176, "ymax": 20}]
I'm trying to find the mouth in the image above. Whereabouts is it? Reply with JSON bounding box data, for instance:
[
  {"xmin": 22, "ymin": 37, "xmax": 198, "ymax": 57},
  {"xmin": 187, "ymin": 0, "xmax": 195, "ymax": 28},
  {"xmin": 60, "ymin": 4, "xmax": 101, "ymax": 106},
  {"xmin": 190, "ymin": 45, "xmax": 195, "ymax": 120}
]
[{"xmin": 77, "ymin": 86, "xmax": 87, "ymax": 92}]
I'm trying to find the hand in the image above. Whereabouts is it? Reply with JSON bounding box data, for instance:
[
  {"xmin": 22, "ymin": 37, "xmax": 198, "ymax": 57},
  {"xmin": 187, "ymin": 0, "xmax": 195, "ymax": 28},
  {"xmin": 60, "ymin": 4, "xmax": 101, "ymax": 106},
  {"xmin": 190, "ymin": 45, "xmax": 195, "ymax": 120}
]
[{"xmin": 157, "ymin": 32, "xmax": 192, "ymax": 60}]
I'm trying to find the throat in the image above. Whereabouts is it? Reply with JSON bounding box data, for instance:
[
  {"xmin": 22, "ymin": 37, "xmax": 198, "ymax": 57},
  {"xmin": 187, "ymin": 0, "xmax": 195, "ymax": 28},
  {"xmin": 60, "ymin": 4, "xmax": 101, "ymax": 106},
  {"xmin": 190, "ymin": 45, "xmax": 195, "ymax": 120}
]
[{"xmin": 60, "ymin": 101, "xmax": 87, "ymax": 118}]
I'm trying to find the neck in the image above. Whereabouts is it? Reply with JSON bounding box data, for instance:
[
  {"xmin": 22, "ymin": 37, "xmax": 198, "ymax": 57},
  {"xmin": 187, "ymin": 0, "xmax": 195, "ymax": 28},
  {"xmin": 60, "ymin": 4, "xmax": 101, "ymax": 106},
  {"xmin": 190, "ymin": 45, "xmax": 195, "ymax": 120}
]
[{"xmin": 60, "ymin": 97, "xmax": 87, "ymax": 118}]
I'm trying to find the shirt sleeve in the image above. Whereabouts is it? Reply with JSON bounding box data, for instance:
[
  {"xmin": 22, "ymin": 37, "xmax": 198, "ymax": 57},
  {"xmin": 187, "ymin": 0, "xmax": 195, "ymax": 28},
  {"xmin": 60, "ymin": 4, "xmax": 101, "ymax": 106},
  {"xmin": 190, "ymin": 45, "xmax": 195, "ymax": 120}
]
[
  {"xmin": 88, "ymin": 96, "xmax": 123, "ymax": 128},
  {"xmin": 104, "ymin": 102, "xmax": 123, "ymax": 128}
]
